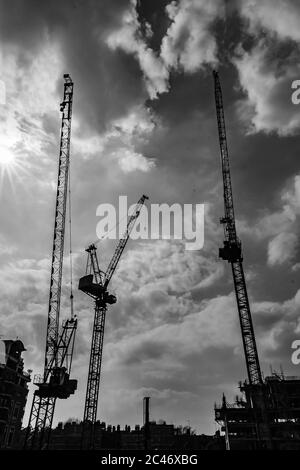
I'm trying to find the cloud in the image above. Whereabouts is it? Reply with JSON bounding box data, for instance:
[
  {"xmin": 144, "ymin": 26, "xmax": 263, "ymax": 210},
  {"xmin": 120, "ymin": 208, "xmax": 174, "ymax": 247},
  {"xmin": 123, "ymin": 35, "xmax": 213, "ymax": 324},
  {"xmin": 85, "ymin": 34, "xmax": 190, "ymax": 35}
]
[
  {"xmin": 0, "ymin": 0, "xmax": 148, "ymax": 136},
  {"xmin": 114, "ymin": 240, "xmax": 223, "ymax": 299},
  {"xmin": 107, "ymin": 0, "xmax": 222, "ymax": 100},
  {"xmin": 0, "ymin": 258, "xmax": 50, "ymax": 370},
  {"xmin": 102, "ymin": 105, "xmax": 157, "ymax": 172},
  {"xmin": 252, "ymin": 289, "xmax": 300, "ymax": 360},
  {"xmin": 161, "ymin": 0, "xmax": 223, "ymax": 73},
  {"xmin": 233, "ymin": 0, "xmax": 300, "ymax": 136},
  {"xmin": 267, "ymin": 232, "xmax": 298, "ymax": 266},
  {"xmin": 117, "ymin": 149, "xmax": 156, "ymax": 173},
  {"xmin": 106, "ymin": 0, "xmax": 170, "ymax": 99},
  {"xmin": 73, "ymin": 104, "xmax": 157, "ymax": 173},
  {"xmin": 0, "ymin": 41, "xmax": 62, "ymax": 196},
  {"xmin": 239, "ymin": 0, "xmax": 300, "ymax": 42},
  {"xmin": 264, "ymin": 175, "xmax": 300, "ymax": 265},
  {"xmin": 239, "ymin": 174, "xmax": 300, "ymax": 266},
  {"xmin": 233, "ymin": 40, "xmax": 300, "ymax": 135},
  {"xmin": 109, "ymin": 294, "xmax": 239, "ymax": 369}
]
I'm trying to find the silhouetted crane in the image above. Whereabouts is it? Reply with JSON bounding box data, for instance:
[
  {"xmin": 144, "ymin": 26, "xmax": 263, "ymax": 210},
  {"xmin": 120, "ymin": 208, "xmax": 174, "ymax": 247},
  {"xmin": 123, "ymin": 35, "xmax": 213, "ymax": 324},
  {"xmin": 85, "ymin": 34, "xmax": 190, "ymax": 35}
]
[
  {"xmin": 213, "ymin": 70, "xmax": 272, "ymax": 449},
  {"xmin": 79, "ymin": 195, "xmax": 148, "ymax": 448},
  {"xmin": 24, "ymin": 75, "xmax": 77, "ymax": 449}
]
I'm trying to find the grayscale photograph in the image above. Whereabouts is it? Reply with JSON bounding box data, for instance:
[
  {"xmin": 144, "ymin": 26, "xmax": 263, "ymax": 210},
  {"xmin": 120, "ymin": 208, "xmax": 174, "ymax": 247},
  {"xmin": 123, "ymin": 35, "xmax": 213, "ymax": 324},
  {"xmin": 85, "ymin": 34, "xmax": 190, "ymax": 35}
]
[{"xmin": 0, "ymin": 0, "xmax": 300, "ymax": 459}]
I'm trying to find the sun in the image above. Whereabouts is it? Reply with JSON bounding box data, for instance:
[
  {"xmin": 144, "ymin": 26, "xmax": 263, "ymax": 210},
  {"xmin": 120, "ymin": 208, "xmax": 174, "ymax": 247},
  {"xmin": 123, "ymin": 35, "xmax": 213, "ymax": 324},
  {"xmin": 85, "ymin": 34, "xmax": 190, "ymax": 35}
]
[
  {"xmin": 0, "ymin": 146, "xmax": 16, "ymax": 167},
  {"xmin": 0, "ymin": 144, "xmax": 25, "ymax": 193}
]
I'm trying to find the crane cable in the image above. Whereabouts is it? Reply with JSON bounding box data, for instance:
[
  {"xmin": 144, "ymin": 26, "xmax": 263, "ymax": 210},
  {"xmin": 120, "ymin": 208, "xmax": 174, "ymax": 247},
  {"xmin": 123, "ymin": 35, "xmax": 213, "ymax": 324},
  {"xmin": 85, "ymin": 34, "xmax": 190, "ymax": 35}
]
[{"xmin": 68, "ymin": 167, "xmax": 74, "ymax": 319}]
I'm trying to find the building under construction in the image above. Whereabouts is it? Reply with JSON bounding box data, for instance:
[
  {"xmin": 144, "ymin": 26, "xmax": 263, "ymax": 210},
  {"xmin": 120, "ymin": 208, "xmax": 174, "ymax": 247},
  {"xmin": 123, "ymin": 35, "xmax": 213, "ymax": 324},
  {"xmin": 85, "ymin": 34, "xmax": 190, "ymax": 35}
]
[
  {"xmin": 0, "ymin": 339, "xmax": 31, "ymax": 449},
  {"xmin": 215, "ymin": 373, "xmax": 300, "ymax": 450}
]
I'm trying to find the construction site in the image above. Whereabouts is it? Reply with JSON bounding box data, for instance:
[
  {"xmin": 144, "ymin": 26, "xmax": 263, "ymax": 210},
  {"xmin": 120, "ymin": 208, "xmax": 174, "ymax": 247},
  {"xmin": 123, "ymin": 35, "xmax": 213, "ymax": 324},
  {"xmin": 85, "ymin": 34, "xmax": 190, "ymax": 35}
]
[
  {"xmin": 215, "ymin": 374, "xmax": 300, "ymax": 450},
  {"xmin": 0, "ymin": 69, "xmax": 299, "ymax": 452}
]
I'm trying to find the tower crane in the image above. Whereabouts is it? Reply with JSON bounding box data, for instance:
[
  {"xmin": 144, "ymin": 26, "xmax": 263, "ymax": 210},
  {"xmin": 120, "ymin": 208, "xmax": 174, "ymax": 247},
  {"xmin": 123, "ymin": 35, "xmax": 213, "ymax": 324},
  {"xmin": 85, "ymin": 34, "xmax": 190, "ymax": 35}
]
[
  {"xmin": 24, "ymin": 74, "xmax": 77, "ymax": 450},
  {"xmin": 79, "ymin": 194, "xmax": 148, "ymax": 449},
  {"xmin": 213, "ymin": 70, "xmax": 272, "ymax": 448}
]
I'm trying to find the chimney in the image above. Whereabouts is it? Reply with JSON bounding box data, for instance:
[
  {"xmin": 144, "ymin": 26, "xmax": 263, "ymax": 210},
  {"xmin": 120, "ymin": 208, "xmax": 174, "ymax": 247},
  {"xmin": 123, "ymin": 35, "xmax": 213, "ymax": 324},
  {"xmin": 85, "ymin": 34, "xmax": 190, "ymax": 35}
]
[{"xmin": 143, "ymin": 396, "xmax": 150, "ymax": 426}]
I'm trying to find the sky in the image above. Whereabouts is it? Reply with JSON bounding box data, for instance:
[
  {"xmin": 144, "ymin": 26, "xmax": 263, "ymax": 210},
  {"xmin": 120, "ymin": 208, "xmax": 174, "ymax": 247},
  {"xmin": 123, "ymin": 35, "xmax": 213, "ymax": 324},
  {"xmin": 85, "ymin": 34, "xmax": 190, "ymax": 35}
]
[{"xmin": 0, "ymin": 0, "xmax": 300, "ymax": 435}]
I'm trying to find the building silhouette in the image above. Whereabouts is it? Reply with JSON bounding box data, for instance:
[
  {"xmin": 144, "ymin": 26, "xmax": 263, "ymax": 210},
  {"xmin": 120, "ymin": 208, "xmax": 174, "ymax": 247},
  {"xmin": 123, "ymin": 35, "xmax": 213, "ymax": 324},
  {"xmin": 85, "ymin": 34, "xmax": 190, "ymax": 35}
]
[
  {"xmin": 44, "ymin": 420, "xmax": 224, "ymax": 450},
  {"xmin": 0, "ymin": 339, "xmax": 31, "ymax": 448},
  {"xmin": 215, "ymin": 373, "xmax": 300, "ymax": 450}
]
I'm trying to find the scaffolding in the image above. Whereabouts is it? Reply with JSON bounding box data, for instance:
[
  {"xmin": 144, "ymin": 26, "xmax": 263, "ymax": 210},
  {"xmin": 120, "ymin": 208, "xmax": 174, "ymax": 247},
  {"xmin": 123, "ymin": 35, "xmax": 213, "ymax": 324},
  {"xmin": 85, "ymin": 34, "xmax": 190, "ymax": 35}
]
[{"xmin": 215, "ymin": 374, "xmax": 300, "ymax": 450}]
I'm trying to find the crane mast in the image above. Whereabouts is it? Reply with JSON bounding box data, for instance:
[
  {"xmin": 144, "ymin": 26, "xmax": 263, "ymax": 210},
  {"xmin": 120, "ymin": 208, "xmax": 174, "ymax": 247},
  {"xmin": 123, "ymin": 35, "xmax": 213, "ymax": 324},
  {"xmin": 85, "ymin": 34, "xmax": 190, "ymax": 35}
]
[
  {"xmin": 45, "ymin": 74, "xmax": 74, "ymax": 375},
  {"xmin": 24, "ymin": 75, "xmax": 77, "ymax": 449},
  {"xmin": 213, "ymin": 70, "xmax": 262, "ymax": 386},
  {"xmin": 213, "ymin": 71, "xmax": 274, "ymax": 449},
  {"xmin": 79, "ymin": 195, "xmax": 148, "ymax": 448}
]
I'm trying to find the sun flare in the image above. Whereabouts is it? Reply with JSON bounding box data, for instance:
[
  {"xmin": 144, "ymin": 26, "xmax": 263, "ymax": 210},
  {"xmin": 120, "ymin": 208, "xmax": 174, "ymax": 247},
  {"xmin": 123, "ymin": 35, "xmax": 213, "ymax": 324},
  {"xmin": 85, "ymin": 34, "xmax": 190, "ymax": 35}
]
[
  {"xmin": 0, "ymin": 146, "xmax": 16, "ymax": 167},
  {"xmin": 0, "ymin": 144, "xmax": 26, "ymax": 193}
]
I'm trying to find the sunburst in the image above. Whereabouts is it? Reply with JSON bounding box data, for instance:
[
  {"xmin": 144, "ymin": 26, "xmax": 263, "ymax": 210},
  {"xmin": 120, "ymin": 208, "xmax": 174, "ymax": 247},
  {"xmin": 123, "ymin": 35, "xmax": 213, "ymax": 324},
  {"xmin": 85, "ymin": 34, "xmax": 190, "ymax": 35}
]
[{"xmin": 0, "ymin": 144, "xmax": 28, "ymax": 195}]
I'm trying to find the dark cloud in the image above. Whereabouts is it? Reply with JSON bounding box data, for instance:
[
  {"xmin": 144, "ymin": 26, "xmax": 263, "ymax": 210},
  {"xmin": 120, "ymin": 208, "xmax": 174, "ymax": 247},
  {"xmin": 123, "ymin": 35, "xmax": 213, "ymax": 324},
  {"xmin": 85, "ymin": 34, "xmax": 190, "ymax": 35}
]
[
  {"xmin": 136, "ymin": 0, "xmax": 173, "ymax": 51},
  {"xmin": 0, "ymin": 0, "xmax": 145, "ymax": 133}
]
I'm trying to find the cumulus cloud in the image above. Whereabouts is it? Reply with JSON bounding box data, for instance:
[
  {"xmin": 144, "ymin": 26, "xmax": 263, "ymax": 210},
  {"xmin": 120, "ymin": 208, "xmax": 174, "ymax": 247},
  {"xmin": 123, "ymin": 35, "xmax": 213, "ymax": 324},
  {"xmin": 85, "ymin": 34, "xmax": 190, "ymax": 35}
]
[
  {"xmin": 73, "ymin": 105, "xmax": 157, "ymax": 173},
  {"xmin": 253, "ymin": 289, "xmax": 300, "ymax": 359},
  {"xmin": 240, "ymin": 174, "xmax": 300, "ymax": 266},
  {"xmin": 161, "ymin": 0, "xmax": 223, "ymax": 73},
  {"xmin": 233, "ymin": 40, "xmax": 300, "ymax": 135},
  {"xmin": 265, "ymin": 175, "xmax": 300, "ymax": 265},
  {"xmin": 117, "ymin": 149, "xmax": 156, "ymax": 173},
  {"xmin": 233, "ymin": 0, "xmax": 300, "ymax": 136},
  {"xmin": 0, "ymin": 41, "xmax": 62, "ymax": 195},
  {"xmin": 0, "ymin": 258, "xmax": 50, "ymax": 370},
  {"xmin": 108, "ymin": 294, "xmax": 239, "ymax": 368},
  {"xmin": 106, "ymin": 1, "xmax": 170, "ymax": 99},
  {"xmin": 107, "ymin": 0, "xmax": 222, "ymax": 99},
  {"xmin": 239, "ymin": 0, "xmax": 300, "ymax": 42},
  {"xmin": 267, "ymin": 232, "xmax": 298, "ymax": 266},
  {"xmin": 114, "ymin": 240, "xmax": 223, "ymax": 301}
]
